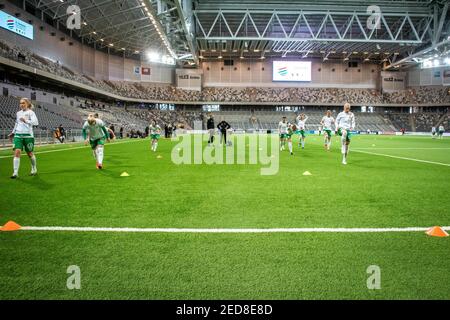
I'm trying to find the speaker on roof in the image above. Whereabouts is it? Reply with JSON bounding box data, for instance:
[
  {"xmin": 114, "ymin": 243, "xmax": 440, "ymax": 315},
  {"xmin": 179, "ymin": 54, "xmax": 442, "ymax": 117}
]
[{"xmin": 224, "ymin": 59, "xmax": 234, "ymax": 66}]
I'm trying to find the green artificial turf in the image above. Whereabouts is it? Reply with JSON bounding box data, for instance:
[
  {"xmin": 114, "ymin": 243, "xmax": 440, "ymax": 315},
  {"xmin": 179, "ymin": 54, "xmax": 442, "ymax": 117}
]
[{"xmin": 0, "ymin": 134, "xmax": 449, "ymax": 299}]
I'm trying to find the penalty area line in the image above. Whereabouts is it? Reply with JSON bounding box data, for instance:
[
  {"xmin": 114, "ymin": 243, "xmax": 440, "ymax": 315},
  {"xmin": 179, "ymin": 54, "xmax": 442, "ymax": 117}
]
[
  {"xmin": 352, "ymin": 149, "xmax": 450, "ymax": 167},
  {"xmin": 19, "ymin": 226, "xmax": 450, "ymax": 233}
]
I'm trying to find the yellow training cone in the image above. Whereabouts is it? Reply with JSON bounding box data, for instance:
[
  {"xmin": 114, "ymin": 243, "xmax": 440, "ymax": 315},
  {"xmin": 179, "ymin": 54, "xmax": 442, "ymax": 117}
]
[
  {"xmin": 303, "ymin": 171, "xmax": 312, "ymax": 176},
  {"xmin": 120, "ymin": 172, "xmax": 130, "ymax": 177}
]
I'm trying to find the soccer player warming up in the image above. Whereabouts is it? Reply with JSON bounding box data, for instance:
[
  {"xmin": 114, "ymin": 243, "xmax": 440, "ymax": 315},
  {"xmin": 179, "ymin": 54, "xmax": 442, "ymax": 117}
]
[
  {"xmin": 320, "ymin": 110, "xmax": 335, "ymax": 151},
  {"xmin": 82, "ymin": 114, "xmax": 110, "ymax": 169},
  {"xmin": 278, "ymin": 117, "xmax": 288, "ymax": 151},
  {"xmin": 8, "ymin": 98, "xmax": 39, "ymax": 179},
  {"xmin": 438, "ymin": 125, "xmax": 445, "ymax": 139},
  {"xmin": 149, "ymin": 121, "xmax": 162, "ymax": 152},
  {"xmin": 296, "ymin": 113, "xmax": 308, "ymax": 149},
  {"xmin": 287, "ymin": 123, "xmax": 295, "ymax": 155},
  {"xmin": 335, "ymin": 103, "xmax": 355, "ymax": 165}
]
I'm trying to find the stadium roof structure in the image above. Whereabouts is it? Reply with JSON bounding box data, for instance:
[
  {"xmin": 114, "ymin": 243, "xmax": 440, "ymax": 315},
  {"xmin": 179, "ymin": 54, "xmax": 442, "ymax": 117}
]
[
  {"xmin": 193, "ymin": 0, "xmax": 450, "ymax": 69},
  {"xmin": 23, "ymin": 0, "xmax": 195, "ymax": 61},
  {"xmin": 21, "ymin": 0, "xmax": 450, "ymax": 69}
]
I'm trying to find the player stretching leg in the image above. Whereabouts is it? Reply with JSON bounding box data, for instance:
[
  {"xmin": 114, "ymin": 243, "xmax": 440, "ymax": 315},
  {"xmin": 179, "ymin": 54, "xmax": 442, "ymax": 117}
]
[
  {"xmin": 335, "ymin": 103, "xmax": 356, "ymax": 165},
  {"xmin": 82, "ymin": 114, "xmax": 110, "ymax": 169},
  {"xmin": 8, "ymin": 98, "xmax": 39, "ymax": 179},
  {"xmin": 296, "ymin": 113, "xmax": 308, "ymax": 149},
  {"xmin": 320, "ymin": 110, "xmax": 335, "ymax": 151},
  {"xmin": 278, "ymin": 117, "xmax": 288, "ymax": 151},
  {"xmin": 150, "ymin": 121, "xmax": 162, "ymax": 152}
]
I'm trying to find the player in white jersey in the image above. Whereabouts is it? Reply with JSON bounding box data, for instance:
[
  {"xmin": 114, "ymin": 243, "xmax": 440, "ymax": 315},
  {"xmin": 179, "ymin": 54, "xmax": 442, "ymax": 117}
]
[
  {"xmin": 335, "ymin": 103, "xmax": 356, "ymax": 165},
  {"xmin": 431, "ymin": 126, "xmax": 436, "ymax": 139},
  {"xmin": 8, "ymin": 98, "xmax": 39, "ymax": 179},
  {"xmin": 278, "ymin": 117, "xmax": 289, "ymax": 151},
  {"xmin": 149, "ymin": 120, "xmax": 162, "ymax": 152},
  {"xmin": 296, "ymin": 114, "xmax": 308, "ymax": 149},
  {"xmin": 320, "ymin": 110, "xmax": 335, "ymax": 151},
  {"xmin": 82, "ymin": 114, "xmax": 110, "ymax": 169},
  {"xmin": 438, "ymin": 125, "xmax": 445, "ymax": 139}
]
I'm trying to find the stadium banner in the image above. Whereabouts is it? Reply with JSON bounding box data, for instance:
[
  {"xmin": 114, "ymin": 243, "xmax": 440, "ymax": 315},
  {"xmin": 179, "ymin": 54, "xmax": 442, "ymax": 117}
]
[
  {"xmin": 141, "ymin": 67, "xmax": 151, "ymax": 75},
  {"xmin": 176, "ymin": 68, "xmax": 202, "ymax": 91},
  {"xmin": 381, "ymin": 71, "xmax": 406, "ymax": 92},
  {"xmin": 272, "ymin": 61, "xmax": 312, "ymax": 82},
  {"xmin": 0, "ymin": 10, "xmax": 34, "ymax": 40},
  {"xmin": 443, "ymin": 69, "xmax": 450, "ymax": 86}
]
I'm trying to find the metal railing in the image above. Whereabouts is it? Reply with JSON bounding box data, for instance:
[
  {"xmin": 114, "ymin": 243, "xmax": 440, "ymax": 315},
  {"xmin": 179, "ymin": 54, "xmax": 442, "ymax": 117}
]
[{"xmin": 0, "ymin": 128, "xmax": 84, "ymax": 148}]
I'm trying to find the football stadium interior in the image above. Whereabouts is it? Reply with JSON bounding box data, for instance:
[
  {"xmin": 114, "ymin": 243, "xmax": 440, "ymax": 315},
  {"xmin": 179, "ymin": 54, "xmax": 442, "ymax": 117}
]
[{"xmin": 0, "ymin": 0, "xmax": 449, "ymax": 301}]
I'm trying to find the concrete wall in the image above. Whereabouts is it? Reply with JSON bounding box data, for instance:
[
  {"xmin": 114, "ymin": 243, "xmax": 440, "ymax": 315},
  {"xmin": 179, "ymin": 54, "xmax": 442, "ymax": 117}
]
[
  {"xmin": 201, "ymin": 58, "xmax": 381, "ymax": 89},
  {"xmin": 408, "ymin": 66, "xmax": 450, "ymax": 87}
]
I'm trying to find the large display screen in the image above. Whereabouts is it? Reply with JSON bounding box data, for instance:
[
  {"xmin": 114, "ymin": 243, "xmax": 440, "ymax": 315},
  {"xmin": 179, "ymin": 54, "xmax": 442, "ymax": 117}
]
[
  {"xmin": 0, "ymin": 10, "xmax": 34, "ymax": 40},
  {"xmin": 273, "ymin": 61, "xmax": 311, "ymax": 82}
]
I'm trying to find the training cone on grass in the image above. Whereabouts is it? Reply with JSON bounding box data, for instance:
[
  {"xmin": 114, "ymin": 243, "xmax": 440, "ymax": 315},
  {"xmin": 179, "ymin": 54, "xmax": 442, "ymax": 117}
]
[
  {"xmin": 425, "ymin": 226, "xmax": 449, "ymax": 237},
  {"xmin": 0, "ymin": 220, "xmax": 21, "ymax": 232},
  {"xmin": 157, "ymin": 155, "xmax": 163, "ymax": 159},
  {"xmin": 120, "ymin": 172, "xmax": 130, "ymax": 177},
  {"xmin": 303, "ymin": 171, "xmax": 312, "ymax": 176}
]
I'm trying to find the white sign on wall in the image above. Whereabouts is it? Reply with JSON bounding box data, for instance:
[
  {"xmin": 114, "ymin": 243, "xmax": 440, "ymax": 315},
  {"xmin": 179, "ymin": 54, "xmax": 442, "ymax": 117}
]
[{"xmin": 381, "ymin": 71, "xmax": 406, "ymax": 92}]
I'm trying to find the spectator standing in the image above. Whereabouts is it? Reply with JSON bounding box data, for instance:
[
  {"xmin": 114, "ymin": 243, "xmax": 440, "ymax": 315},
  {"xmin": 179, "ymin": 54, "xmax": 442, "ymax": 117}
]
[
  {"xmin": 207, "ymin": 113, "xmax": 215, "ymax": 146},
  {"xmin": 217, "ymin": 118, "xmax": 231, "ymax": 145}
]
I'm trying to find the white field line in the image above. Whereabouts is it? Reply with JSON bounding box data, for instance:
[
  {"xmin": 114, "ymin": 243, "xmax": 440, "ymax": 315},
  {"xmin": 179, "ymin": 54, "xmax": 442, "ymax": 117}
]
[
  {"xmin": 0, "ymin": 139, "xmax": 143, "ymax": 159},
  {"xmin": 18, "ymin": 226, "xmax": 450, "ymax": 233},
  {"xmin": 352, "ymin": 149, "xmax": 450, "ymax": 167},
  {"xmin": 354, "ymin": 147, "xmax": 450, "ymax": 150}
]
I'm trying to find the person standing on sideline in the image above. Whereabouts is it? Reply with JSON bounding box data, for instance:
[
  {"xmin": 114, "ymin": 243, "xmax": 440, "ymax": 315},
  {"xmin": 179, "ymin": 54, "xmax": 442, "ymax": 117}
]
[
  {"xmin": 207, "ymin": 113, "xmax": 215, "ymax": 146},
  {"xmin": 217, "ymin": 118, "xmax": 231, "ymax": 145},
  {"xmin": 58, "ymin": 124, "xmax": 66, "ymax": 143}
]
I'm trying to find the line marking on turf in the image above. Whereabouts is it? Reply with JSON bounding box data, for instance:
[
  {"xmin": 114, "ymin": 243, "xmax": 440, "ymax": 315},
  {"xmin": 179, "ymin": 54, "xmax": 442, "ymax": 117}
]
[
  {"xmin": 352, "ymin": 149, "xmax": 450, "ymax": 167},
  {"xmin": 354, "ymin": 147, "xmax": 450, "ymax": 150},
  {"xmin": 18, "ymin": 226, "xmax": 450, "ymax": 233},
  {"xmin": 0, "ymin": 139, "xmax": 143, "ymax": 159}
]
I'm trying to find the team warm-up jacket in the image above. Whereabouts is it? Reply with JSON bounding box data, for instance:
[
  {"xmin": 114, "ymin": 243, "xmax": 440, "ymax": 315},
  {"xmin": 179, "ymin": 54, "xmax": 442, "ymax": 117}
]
[
  {"xmin": 217, "ymin": 121, "xmax": 231, "ymax": 133},
  {"xmin": 207, "ymin": 118, "xmax": 215, "ymax": 129}
]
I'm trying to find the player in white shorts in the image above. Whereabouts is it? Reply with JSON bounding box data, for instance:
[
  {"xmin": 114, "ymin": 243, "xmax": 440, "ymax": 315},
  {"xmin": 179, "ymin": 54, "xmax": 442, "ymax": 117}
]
[
  {"xmin": 9, "ymin": 98, "xmax": 39, "ymax": 179},
  {"xmin": 431, "ymin": 126, "xmax": 436, "ymax": 139},
  {"xmin": 438, "ymin": 125, "xmax": 445, "ymax": 139},
  {"xmin": 335, "ymin": 103, "xmax": 356, "ymax": 165},
  {"xmin": 278, "ymin": 117, "xmax": 288, "ymax": 151},
  {"xmin": 296, "ymin": 113, "xmax": 308, "ymax": 149},
  {"xmin": 320, "ymin": 110, "xmax": 335, "ymax": 151}
]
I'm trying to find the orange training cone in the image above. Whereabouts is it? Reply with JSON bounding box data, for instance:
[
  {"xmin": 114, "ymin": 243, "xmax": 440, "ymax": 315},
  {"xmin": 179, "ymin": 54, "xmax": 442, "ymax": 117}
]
[
  {"xmin": 0, "ymin": 220, "xmax": 22, "ymax": 232},
  {"xmin": 425, "ymin": 226, "xmax": 449, "ymax": 237}
]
